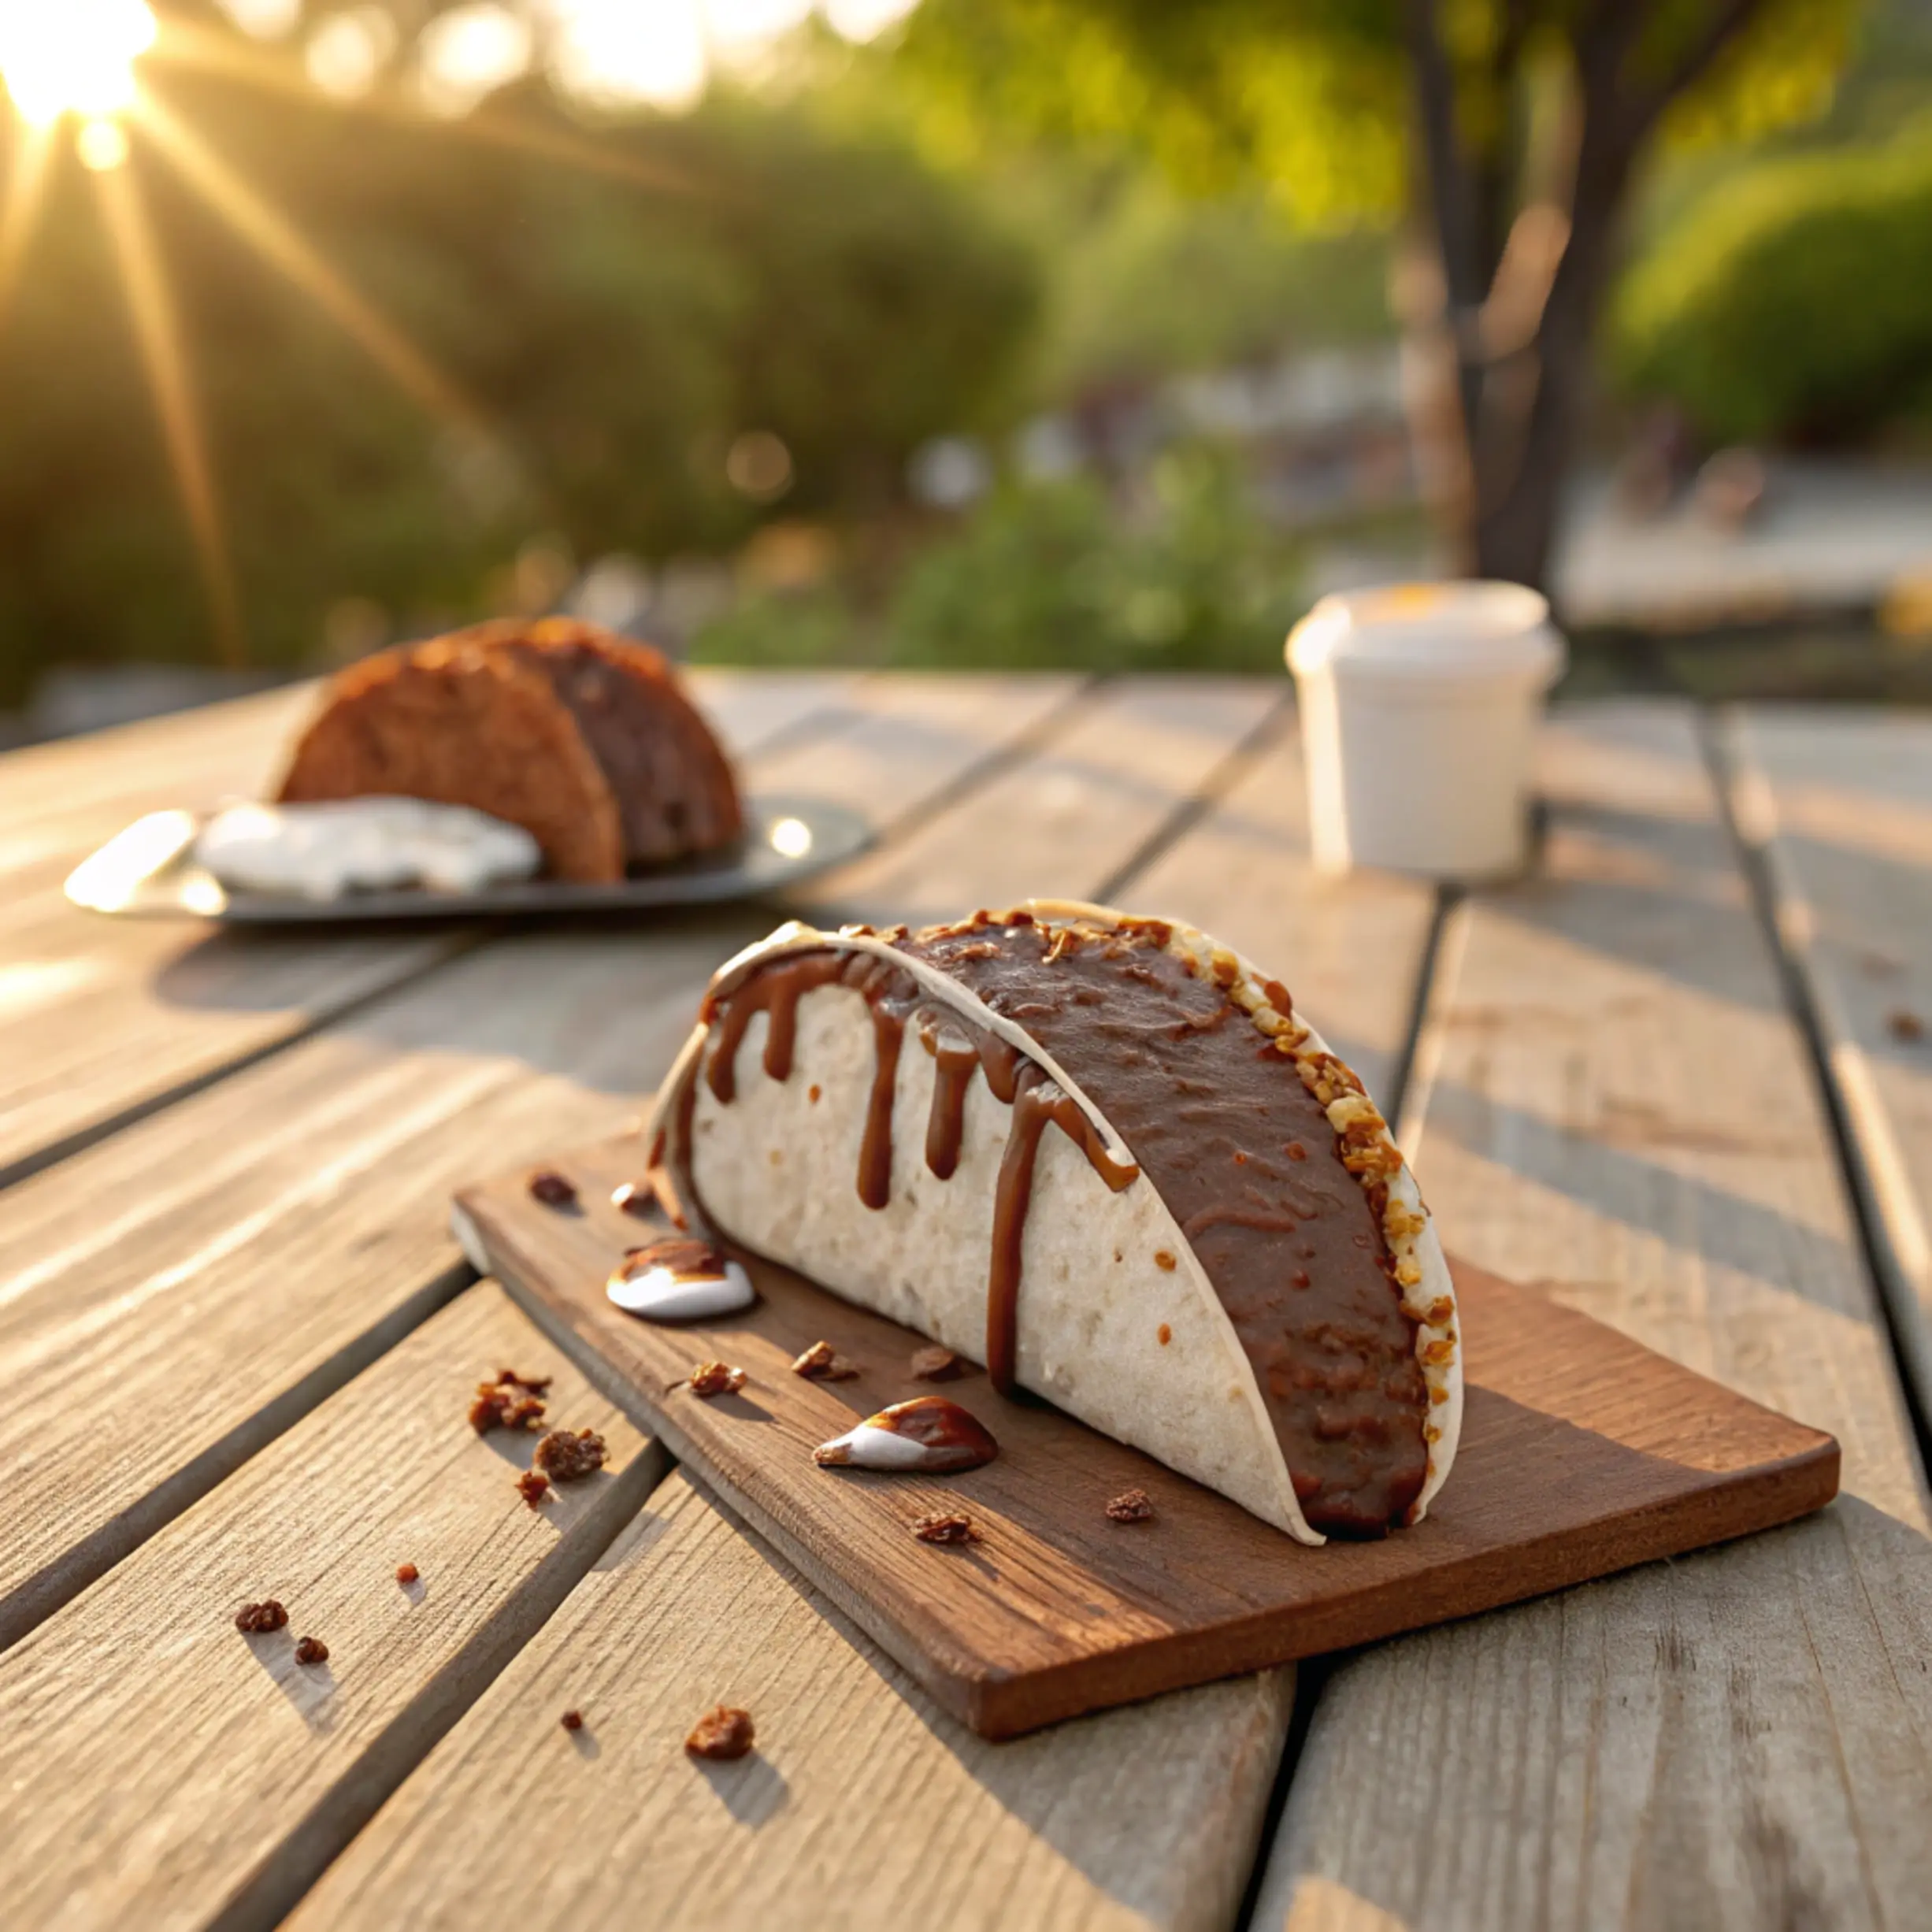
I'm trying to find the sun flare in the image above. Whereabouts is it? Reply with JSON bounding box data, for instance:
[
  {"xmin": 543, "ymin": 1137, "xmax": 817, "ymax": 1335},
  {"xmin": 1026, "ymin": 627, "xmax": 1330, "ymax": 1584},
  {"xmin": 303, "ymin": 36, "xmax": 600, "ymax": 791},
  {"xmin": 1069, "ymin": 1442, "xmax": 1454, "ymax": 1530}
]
[{"xmin": 0, "ymin": 0, "xmax": 157, "ymax": 128}]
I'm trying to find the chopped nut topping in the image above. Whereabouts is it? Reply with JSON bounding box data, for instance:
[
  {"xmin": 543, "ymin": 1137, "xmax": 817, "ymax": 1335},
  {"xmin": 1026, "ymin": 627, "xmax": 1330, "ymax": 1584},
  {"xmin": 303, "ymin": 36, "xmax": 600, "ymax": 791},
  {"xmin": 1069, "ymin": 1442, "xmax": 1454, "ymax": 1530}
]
[
  {"xmin": 527, "ymin": 1169, "xmax": 578, "ymax": 1208},
  {"xmin": 561, "ymin": 1709, "xmax": 584, "ymax": 1733},
  {"xmin": 294, "ymin": 1636, "xmax": 329, "ymax": 1666},
  {"xmin": 909, "ymin": 1344, "xmax": 968, "ymax": 1381},
  {"xmin": 686, "ymin": 1362, "xmax": 747, "ymax": 1399},
  {"xmin": 395, "ymin": 1563, "xmax": 419, "ymax": 1585},
  {"xmin": 912, "ymin": 1511, "xmax": 981, "ymax": 1544},
  {"xmin": 1105, "ymin": 1489, "xmax": 1155, "ymax": 1523},
  {"xmin": 1153, "ymin": 1249, "xmax": 1177, "ymax": 1272},
  {"xmin": 516, "ymin": 1470, "xmax": 551, "ymax": 1508},
  {"xmin": 792, "ymin": 1341, "xmax": 858, "ymax": 1381},
  {"xmin": 685, "ymin": 1705, "xmax": 755, "ymax": 1760},
  {"xmin": 234, "ymin": 1600, "xmax": 287, "ymax": 1634},
  {"xmin": 535, "ymin": 1428, "xmax": 609, "ymax": 1482}
]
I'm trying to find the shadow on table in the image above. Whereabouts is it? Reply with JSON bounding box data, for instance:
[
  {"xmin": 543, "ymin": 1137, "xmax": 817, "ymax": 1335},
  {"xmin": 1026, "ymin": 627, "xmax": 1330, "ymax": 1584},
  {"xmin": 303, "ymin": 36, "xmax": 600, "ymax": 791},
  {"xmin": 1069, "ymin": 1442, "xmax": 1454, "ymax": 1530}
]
[{"xmin": 1418, "ymin": 1073, "xmax": 1865, "ymax": 1322}]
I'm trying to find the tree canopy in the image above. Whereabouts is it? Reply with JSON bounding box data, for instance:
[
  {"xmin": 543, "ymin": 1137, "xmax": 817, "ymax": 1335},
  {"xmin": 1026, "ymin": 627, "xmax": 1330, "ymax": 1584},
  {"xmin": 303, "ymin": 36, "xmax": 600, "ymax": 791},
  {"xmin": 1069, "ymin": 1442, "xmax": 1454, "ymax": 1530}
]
[{"xmin": 896, "ymin": 0, "xmax": 1864, "ymax": 588}]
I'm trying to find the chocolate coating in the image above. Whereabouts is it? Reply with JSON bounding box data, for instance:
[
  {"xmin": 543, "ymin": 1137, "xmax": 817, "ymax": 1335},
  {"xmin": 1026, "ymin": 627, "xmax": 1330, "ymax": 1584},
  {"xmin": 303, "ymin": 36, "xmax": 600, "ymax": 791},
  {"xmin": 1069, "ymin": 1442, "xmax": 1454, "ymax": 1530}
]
[{"xmin": 904, "ymin": 920, "xmax": 1427, "ymax": 1536}]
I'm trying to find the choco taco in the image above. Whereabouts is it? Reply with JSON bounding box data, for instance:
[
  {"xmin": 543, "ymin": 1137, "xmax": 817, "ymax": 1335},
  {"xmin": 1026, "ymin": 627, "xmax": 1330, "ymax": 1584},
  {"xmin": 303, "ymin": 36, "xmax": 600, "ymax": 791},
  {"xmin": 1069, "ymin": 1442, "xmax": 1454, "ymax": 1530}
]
[{"xmin": 645, "ymin": 901, "xmax": 1461, "ymax": 1542}]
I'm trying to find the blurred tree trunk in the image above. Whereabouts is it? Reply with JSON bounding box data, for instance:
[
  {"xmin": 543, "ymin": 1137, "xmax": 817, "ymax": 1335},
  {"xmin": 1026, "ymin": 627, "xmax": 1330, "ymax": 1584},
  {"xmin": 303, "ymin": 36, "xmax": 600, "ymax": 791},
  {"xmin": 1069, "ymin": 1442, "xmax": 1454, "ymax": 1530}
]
[{"xmin": 1400, "ymin": 0, "xmax": 1771, "ymax": 595}]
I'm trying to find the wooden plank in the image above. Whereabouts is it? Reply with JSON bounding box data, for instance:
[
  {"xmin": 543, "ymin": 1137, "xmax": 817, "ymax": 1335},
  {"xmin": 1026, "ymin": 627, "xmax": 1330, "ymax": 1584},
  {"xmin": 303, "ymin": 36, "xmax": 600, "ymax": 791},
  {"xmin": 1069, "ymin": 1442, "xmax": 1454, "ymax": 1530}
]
[
  {"xmin": 1723, "ymin": 705, "xmax": 1932, "ymax": 1426},
  {"xmin": 287, "ymin": 1470, "xmax": 1292, "ymax": 1932},
  {"xmin": 464, "ymin": 1139, "xmax": 1835, "ymax": 1738},
  {"xmin": 284, "ymin": 682, "xmax": 1457, "ymax": 1930},
  {"xmin": 806, "ymin": 676, "xmax": 1284, "ymax": 926},
  {"xmin": 1249, "ymin": 702, "xmax": 1932, "ymax": 1932},
  {"xmin": 0, "ymin": 1281, "xmax": 662, "ymax": 1932},
  {"xmin": 0, "ymin": 672, "xmax": 855, "ymax": 1185},
  {"xmin": 0, "ymin": 675, "xmax": 1084, "ymax": 1645}
]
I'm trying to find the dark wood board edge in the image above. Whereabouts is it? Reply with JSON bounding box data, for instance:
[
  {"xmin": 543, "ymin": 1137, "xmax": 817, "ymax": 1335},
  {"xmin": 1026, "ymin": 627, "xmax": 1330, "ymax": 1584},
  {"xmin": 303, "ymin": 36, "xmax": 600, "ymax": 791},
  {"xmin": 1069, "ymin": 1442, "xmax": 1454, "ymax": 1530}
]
[
  {"xmin": 454, "ymin": 1151, "xmax": 1844, "ymax": 1741},
  {"xmin": 963, "ymin": 1437, "xmax": 1841, "ymax": 1738}
]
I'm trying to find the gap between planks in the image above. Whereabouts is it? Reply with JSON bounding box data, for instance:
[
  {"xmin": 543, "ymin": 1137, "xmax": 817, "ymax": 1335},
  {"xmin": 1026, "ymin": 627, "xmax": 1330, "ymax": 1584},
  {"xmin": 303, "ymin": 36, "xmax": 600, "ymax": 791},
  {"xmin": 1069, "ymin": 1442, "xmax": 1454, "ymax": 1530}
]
[{"xmin": 1705, "ymin": 704, "xmax": 1932, "ymax": 1485}]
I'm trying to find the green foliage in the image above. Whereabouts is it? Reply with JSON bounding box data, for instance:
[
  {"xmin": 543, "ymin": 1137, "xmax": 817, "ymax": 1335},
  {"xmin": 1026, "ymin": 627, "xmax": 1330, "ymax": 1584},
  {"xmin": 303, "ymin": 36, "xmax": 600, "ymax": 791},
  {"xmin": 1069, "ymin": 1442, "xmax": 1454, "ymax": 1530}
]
[
  {"xmin": 1018, "ymin": 166, "xmax": 1392, "ymax": 402},
  {"xmin": 692, "ymin": 446, "xmax": 1306, "ymax": 674},
  {"xmin": 898, "ymin": 0, "xmax": 1860, "ymax": 230},
  {"xmin": 1615, "ymin": 132, "xmax": 1932, "ymax": 443},
  {"xmin": 0, "ymin": 71, "xmax": 1038, "ymax": 700}
]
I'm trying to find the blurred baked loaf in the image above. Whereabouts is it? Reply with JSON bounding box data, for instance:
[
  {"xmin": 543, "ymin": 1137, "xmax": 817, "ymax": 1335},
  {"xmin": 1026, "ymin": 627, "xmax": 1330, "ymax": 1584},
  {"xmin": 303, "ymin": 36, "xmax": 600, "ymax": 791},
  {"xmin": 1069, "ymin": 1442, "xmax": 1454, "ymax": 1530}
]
[{"xmin": 276, "ymin": 618, "xmax": 744, "ymax": 882}]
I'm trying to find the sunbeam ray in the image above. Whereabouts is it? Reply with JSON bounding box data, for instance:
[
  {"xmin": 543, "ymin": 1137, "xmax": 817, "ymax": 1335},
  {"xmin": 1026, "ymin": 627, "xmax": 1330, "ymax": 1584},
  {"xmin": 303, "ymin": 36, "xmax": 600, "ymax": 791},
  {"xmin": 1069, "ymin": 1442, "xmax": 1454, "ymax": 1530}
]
[
  {"xmin": 0, "ymin": 118, "xmax": 54, "ymax": 342},
  {"xmin": 133, "ymin": 89, "xmax": 497, "ymax": 445},
  {"xmin": 92, "ymin": 150, "xmax": 247, "ymax": 668}
]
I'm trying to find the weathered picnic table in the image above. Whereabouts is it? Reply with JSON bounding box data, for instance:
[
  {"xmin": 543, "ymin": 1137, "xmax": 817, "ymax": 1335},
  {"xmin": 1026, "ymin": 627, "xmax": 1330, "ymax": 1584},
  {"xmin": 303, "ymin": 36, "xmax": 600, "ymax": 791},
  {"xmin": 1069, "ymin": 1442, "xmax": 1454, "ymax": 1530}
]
[{"xmin": 2, "ymin": 671, "xmax": 1930, "ymax": 1932}]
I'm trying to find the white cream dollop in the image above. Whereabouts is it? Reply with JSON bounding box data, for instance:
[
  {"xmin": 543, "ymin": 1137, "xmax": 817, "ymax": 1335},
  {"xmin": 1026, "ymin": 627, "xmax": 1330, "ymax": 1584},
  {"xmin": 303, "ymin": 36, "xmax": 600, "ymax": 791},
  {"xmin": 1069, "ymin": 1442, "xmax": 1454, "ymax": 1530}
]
[
  {"xmin": 194, "ymin": 798, "xmax": 541, "ymax": 900},
  {"xmin": 811, "ymin": 1422, "xmax": 939, "ymax": 1471},
  {"xmin": 606, "ymin": 1259, "xmax": 755, "ymax": 1322}
]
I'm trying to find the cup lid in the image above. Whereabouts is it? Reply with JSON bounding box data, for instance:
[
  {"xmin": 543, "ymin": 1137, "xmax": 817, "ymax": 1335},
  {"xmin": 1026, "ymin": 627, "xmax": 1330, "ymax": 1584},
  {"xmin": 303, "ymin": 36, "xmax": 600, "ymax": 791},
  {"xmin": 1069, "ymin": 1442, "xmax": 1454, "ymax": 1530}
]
[{"xmin": 1287, "ymin": 581, "xmax": 1563, "ymax": 684}]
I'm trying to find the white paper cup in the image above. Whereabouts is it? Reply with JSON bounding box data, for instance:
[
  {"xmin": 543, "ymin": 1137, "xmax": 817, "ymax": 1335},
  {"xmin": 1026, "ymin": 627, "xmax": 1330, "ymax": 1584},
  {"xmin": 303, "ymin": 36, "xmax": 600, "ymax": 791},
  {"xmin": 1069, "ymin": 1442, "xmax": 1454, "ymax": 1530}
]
[{"xmin": 1286, "ymin": 582, "xmax": 1564, "ymax": 881}]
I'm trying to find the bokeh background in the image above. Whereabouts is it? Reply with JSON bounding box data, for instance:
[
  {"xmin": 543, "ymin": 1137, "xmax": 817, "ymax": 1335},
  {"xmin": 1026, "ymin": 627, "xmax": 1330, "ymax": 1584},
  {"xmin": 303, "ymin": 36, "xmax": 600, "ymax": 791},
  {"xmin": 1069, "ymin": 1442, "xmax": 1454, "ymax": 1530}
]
[{"xmin": 3, "ymin": 0, "xmax": 1931, "ymax": 741}]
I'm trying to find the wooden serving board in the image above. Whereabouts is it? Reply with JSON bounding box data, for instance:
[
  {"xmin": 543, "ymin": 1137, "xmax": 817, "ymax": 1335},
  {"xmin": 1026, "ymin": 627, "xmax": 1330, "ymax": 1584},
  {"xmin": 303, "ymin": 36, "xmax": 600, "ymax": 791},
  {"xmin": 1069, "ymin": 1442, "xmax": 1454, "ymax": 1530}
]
[{"xmin": 454, "ymin": 1135, "xmax": 1841, "ymax": 1740}]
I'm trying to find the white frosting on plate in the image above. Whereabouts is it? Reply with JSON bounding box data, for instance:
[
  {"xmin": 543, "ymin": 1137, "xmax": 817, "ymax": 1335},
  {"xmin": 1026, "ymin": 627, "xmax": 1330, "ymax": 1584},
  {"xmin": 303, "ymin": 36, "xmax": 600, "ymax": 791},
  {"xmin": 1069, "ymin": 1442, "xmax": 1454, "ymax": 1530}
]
[{"xmin": 193, "ymin": 798, "xmax": 541, "ymax": 900}]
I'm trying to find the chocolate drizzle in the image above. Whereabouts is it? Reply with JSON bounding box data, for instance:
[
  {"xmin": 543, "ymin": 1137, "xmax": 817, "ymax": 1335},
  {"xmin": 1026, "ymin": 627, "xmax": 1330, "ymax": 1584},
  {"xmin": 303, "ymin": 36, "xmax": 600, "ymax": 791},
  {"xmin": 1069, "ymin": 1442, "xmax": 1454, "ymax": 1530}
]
[
  {"xmin": 688, "ymin": 944, "xmax": 1133, "ymax": 1396},
  {"xmin": 988, "ymin": 1064, "xmax": 1136, "ymax": 1389}
]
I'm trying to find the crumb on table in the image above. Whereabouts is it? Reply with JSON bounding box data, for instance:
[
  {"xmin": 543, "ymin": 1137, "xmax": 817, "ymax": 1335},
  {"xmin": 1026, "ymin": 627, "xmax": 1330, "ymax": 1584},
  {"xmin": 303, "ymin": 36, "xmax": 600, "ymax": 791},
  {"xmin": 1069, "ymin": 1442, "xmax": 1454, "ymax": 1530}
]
[
  {"xmin": 395, "ymin": 1563, "xmax": 419, "ymax": 1585},
  {"xmin": 1105, "ymin": 1489, "xmax": 1155, "ymax": 1523},
  {"xmin": 234, "ymin": 1600, "xmax": 288, "ymax": 1634},
  {"xmin": 686, "ymin": 1362, "xmax": 747, "ymax": 1399},
  {"xmin": 791, "ymin": 1340, "xmax": 857, "ymax": 1381},
  {"xmin": 685, "ymin": 1705, "xmax": 755, "ymax": 1760},
  {"xmin": 516, "ymin": 1470, "xmax": 551, "ymax": 1508},
  {"xmin": 561, "ymin": 1709, "xmax": 584, "ymax": 1732},
  {"xmin": 910, "ymin": 1345, "xmax": 967, "ymax": 1381},
  {"xmin": 469, "ymin": 1371, "xmax": 549, "ymax": 1434},
  {"xmin": 294, "ymin": 1636, "xmax": 329, "ymax": 1666},
  {"xmin": 535, "ymin": 1428, "xmax": 609, "ymax": 1482},
  {"xmin": 912, "ymin": 1511, "xmax": 981, "ymax": 1545}
]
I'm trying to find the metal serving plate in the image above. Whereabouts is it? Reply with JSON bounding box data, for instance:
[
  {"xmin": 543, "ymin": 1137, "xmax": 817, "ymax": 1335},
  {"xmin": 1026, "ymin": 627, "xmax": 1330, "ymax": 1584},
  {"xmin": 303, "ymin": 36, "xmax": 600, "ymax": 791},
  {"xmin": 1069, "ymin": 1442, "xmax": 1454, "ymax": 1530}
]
[{"xmin": 65, "ymin": 793, "xmax": 871, "ymax": 924}]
